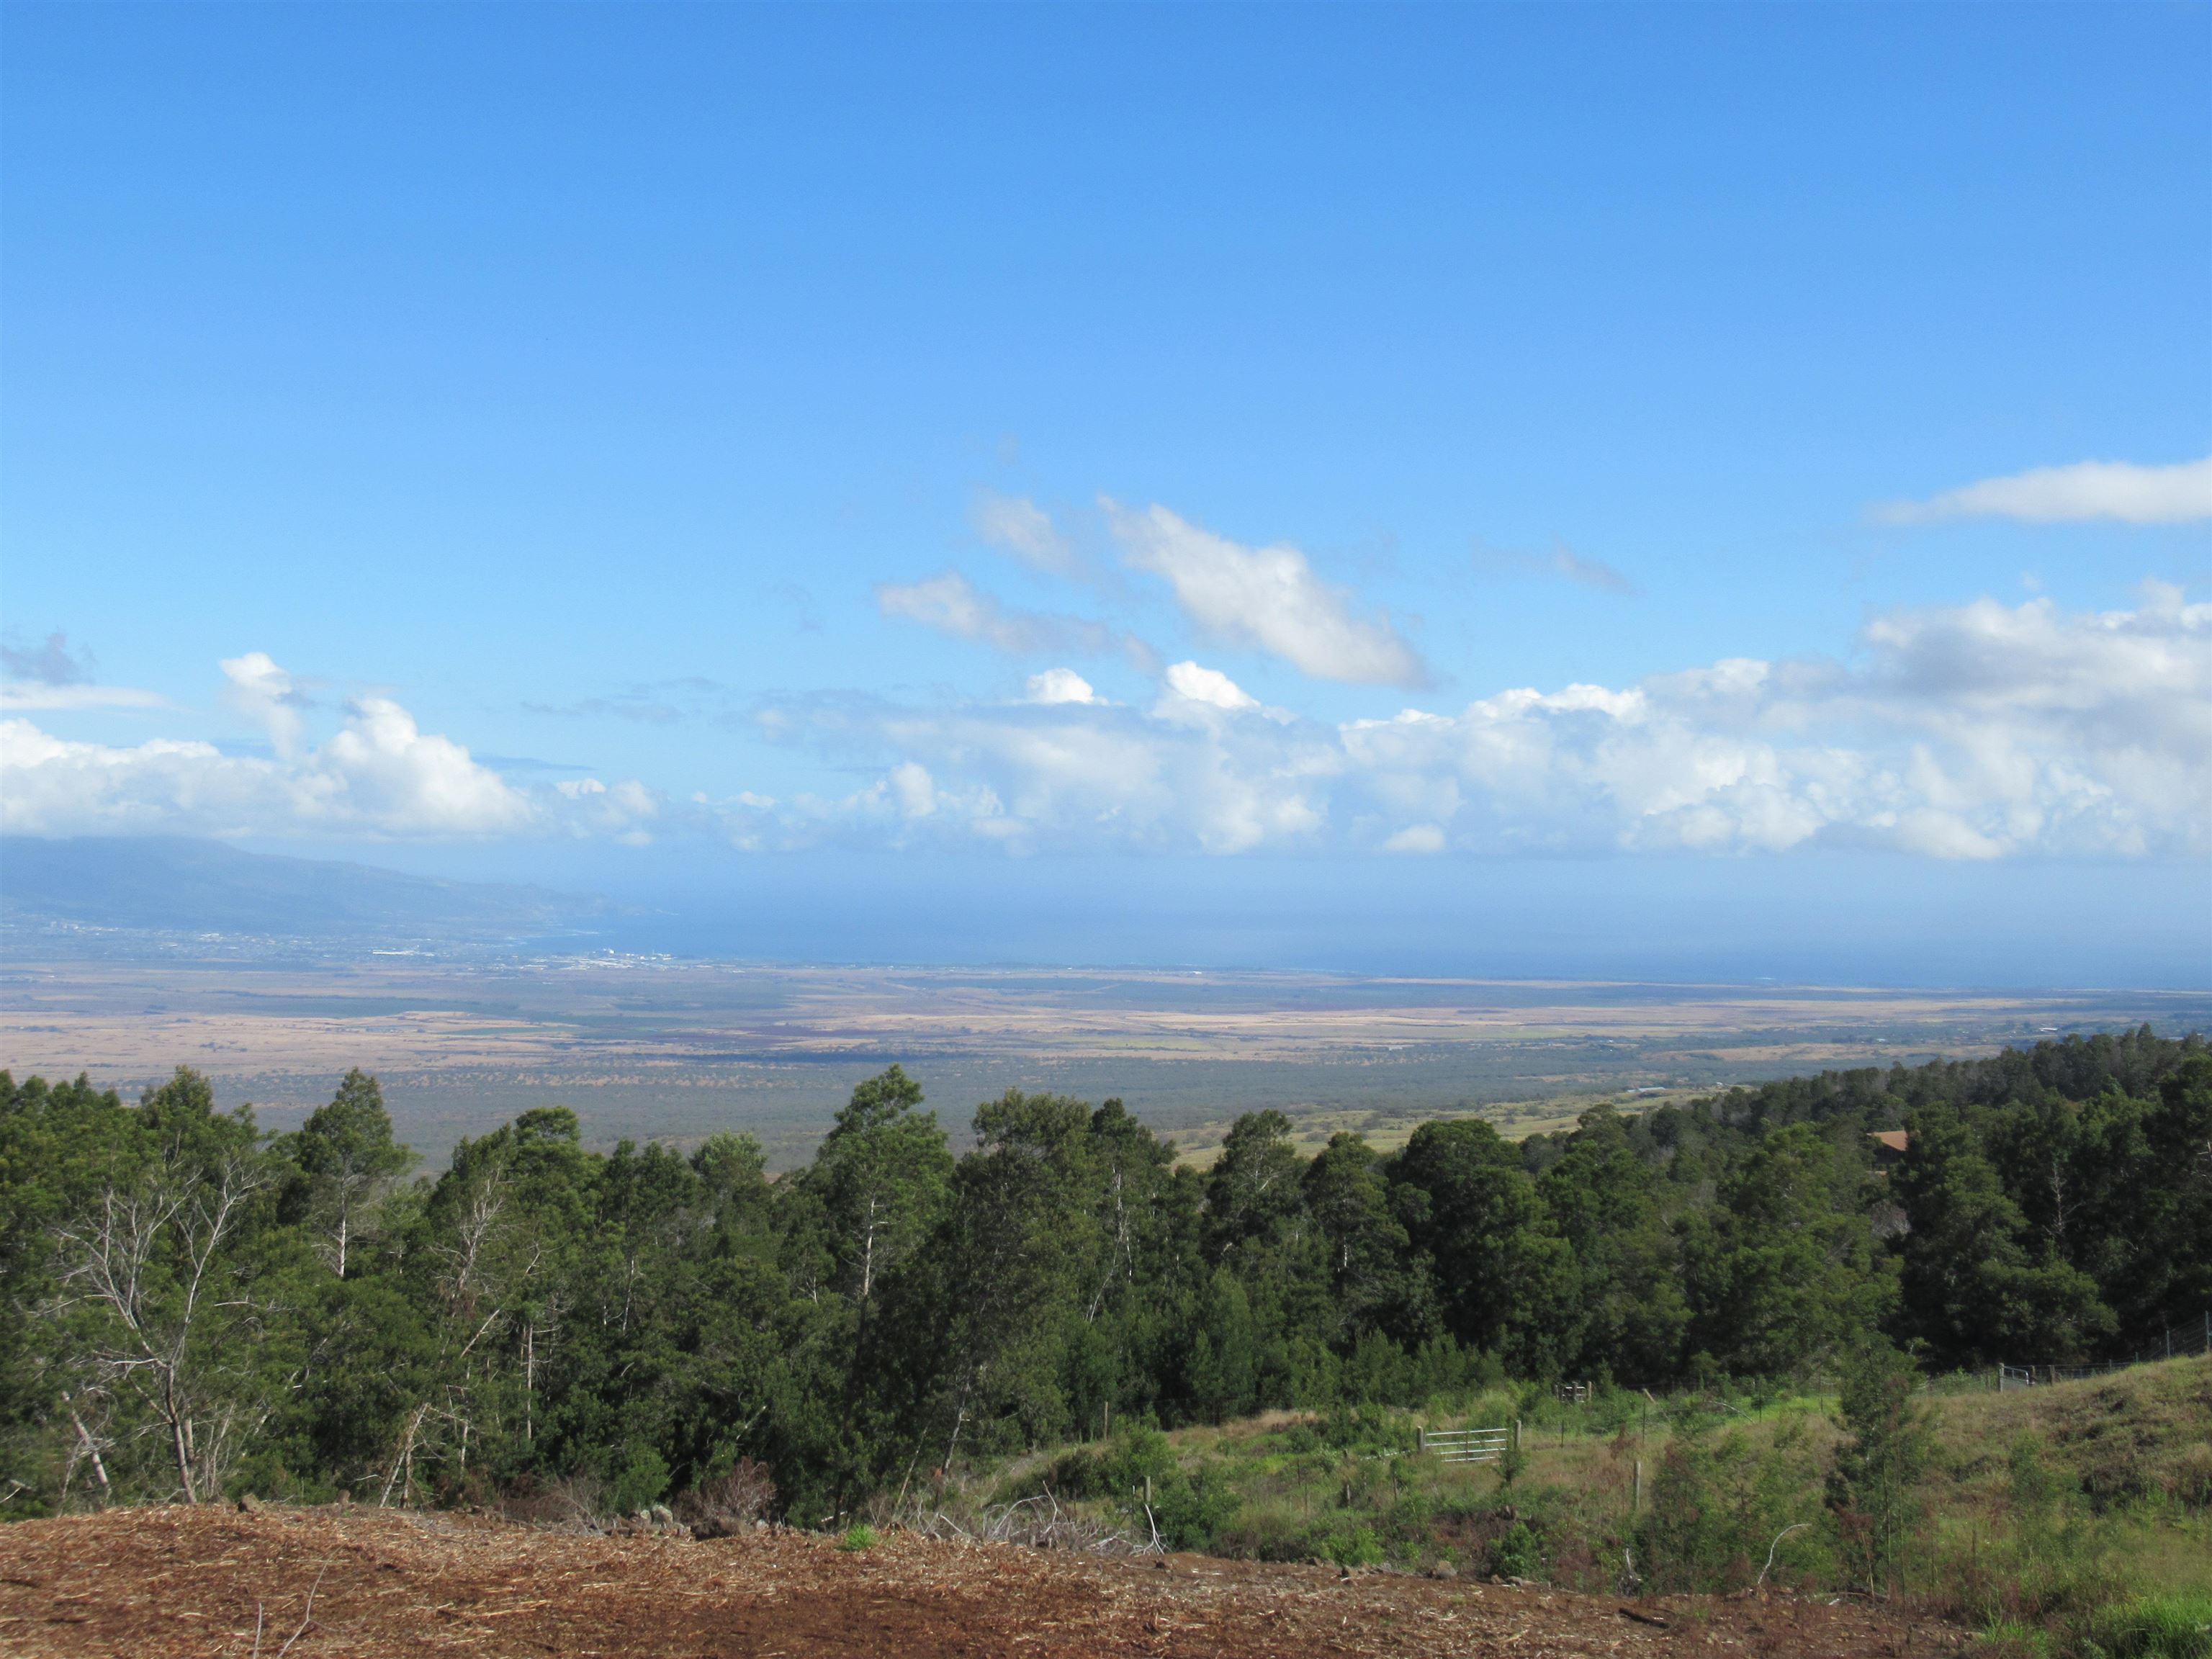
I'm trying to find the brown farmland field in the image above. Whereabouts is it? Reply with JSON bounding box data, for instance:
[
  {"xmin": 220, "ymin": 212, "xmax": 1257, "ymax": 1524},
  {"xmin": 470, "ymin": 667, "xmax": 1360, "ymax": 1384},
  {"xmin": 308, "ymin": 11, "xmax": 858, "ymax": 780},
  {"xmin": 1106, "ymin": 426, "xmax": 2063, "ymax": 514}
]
[{"xmin": 3, "ymin": 955, "xmax": 2203, "ymax": 1166}]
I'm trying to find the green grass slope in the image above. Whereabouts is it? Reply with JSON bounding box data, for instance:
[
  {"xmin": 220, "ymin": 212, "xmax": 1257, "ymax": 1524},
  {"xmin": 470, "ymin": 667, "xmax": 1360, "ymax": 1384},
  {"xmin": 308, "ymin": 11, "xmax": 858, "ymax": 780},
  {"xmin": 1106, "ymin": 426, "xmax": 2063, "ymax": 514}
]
[{"xmin": 943, "ymin": 1355, "xmax": 2211, "ymax": 1657}]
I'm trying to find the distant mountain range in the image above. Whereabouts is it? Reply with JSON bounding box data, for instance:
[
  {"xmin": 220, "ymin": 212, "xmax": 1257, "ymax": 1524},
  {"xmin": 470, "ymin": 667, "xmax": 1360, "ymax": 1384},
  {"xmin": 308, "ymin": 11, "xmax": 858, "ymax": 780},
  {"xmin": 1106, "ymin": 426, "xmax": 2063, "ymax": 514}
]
[{"xmin": 0, "ymin": 837, "xmax": 616, "ymax": 950}]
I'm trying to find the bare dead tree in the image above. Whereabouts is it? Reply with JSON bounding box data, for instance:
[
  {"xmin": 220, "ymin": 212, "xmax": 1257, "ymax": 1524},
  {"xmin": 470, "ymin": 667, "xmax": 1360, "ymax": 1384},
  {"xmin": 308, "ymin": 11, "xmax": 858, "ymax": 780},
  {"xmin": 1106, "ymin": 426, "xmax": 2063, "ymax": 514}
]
[
  {"xmin": 58, "ymin": 1390, "xmax": 114, "ymax": 1507},
  {"xmin": 50, "ymin": 1149, "xmax": 271, "ymax": 1503}
]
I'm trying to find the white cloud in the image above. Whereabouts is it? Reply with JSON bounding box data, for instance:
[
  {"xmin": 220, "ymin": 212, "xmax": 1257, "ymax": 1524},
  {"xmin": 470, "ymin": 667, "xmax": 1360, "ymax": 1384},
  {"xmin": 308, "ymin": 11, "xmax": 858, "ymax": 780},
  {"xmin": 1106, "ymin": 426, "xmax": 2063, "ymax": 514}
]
[
  {"xmin": 752, "ymin": 588, "xmax": 2211, "ymax": 860},
  {"xmin": 887, "ymin": 761, "xmax": 937, "ymax": 818},
  {"xmin": 552, "ymin": 775, "xmax": 661, "ymax": 842},
  {"xmin": 1876, "ymin": 455, "xmax": 2212, "ymax": 526},
  {"xmin": 1382, "ymin": 823, "xmax": 1446, "ymax": 855},
  {"xmin": 19, "ymin": 593, "xmax": 2203, "ymax": 864},
  {"xmin": 220, "ymin": 650, "xmax": 308, "ymax": 760},
  {"xmin": 1107, "ymin": 500, "xmax": 1431, "ymax": 688},
  {"xmin": 0, "ymin": 683, "xmax": 166, "ymax": 713},
  {"xmin": 0, "ymin": 655, "xmax": 660, "ymax": 842},
  {"xmin": 1161, "ymin": 661, "xmax": 1258, "ymax": 712},
  {"xmin": 972, "ymin": 491, "xmax": 1079, "ymax": 576},
  {"xmin": 1024, "ymin": 668, "xmax": 1100, "ymax": 706},
  {"xmin": 876, "ymin": 570, "xmax": 1112, "ymax": 657},
  {"xmin": 0, "ymin": 631, "xmax": 164, "ymax": 711}
]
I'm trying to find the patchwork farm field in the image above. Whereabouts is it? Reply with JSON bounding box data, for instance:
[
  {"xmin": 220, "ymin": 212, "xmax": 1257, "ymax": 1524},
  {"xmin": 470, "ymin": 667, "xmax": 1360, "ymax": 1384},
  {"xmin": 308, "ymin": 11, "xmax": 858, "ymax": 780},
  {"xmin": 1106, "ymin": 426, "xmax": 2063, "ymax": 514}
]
[{"xmin": 4, "ymin": 954, "xmax": 2199, "ymax": 1165}]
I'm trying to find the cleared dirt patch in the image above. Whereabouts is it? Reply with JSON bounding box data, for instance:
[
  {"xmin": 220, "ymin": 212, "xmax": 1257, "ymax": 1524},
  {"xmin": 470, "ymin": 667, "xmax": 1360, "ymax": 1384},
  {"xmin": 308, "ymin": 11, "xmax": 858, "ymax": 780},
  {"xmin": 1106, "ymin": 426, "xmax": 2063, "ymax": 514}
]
[{"xmin": 0, "ymin": 1506, "xmax": 1966, "ymax": 1658}]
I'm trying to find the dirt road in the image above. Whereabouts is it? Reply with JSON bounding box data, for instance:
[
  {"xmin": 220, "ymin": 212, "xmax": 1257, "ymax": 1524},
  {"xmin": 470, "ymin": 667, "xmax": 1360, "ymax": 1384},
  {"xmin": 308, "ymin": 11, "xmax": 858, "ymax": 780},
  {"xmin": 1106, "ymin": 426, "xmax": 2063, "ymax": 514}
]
[{"xmin": 0, "ymin": 1506, "xmax": 1959, "ymax": 1658}]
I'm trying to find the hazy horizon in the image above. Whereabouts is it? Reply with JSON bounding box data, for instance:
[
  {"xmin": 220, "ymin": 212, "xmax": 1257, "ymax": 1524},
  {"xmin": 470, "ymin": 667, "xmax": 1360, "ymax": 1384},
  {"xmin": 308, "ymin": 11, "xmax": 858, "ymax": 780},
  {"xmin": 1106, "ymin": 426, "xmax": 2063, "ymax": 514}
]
[{"xmin": 4, "ymin": 833, "xmax": 2208, "ymax": 990}]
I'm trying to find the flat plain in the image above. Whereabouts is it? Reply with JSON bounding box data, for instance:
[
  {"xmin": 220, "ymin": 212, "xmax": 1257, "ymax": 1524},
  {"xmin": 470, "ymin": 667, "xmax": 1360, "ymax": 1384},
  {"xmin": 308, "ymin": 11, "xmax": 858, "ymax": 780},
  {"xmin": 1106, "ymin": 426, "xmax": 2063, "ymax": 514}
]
[{"xmin": 4, "ymin": 952, "xmax": 2203, "ymax": 1166}]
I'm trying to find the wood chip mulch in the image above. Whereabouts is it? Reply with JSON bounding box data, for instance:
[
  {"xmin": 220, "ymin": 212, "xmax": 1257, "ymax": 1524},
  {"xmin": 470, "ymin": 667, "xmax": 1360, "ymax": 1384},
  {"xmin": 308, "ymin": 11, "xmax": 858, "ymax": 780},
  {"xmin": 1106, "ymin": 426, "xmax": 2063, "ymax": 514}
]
[{"xmin": 0, "ymin": 1506, "xmax": 1967, "ymax": 1658}]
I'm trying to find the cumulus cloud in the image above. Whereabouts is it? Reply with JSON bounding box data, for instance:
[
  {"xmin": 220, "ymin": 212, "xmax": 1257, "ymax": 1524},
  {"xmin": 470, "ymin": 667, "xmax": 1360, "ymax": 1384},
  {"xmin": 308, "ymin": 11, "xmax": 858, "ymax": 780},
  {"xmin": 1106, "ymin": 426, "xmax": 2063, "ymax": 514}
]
[
  {"xmin": 1875, "ymin": 455, "xmax": 2212, "ymax": 526},
  {"xmin": 1, "ymin": 655, "xmax": 657, "ymax": 842},
  {"xmin": 748, "ymin": 589, "xmax": 2210, "ymax": 860},
  {"xmin": 220, "ymin": 651, "xmax": 310, "ymax": 760},
  {"xmin": 1107, "ymin": 500, "xmax": 1431, "ymax": 688},
  {"xmin": 876, "ymin": 570, "xmax": 1115, "ymax": 657},
  {"xmin": 1161, "ymin": 661, "xmax": 1259, "ymax": 712},
  {"xmin": 16, "ymin": 594, "xmax": 2203, "ymax": 863},
  {"xmin": 1024, "ymin": 668, "xmax": 1100, "ymax": 705},
  {"xmin": 971, "ymin": 491, "xmax": 1079, "ymax": 576}
]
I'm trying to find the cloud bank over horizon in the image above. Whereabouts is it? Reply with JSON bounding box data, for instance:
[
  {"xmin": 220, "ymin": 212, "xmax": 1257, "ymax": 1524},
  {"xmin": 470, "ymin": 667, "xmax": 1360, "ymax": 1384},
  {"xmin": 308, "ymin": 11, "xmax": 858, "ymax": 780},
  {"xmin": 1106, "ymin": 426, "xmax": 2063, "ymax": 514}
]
[{"xmin": 6, "ymin": 580, "xmax": 2203, "ymax": 862}]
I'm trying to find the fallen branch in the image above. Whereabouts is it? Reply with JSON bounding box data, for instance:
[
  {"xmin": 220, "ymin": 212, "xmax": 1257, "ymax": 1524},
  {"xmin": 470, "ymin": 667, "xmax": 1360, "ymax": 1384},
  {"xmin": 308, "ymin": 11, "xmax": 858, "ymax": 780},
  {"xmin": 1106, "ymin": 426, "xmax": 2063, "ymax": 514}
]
[{"xmin": 274, "ymin": 1565, "xmax": 327, "ymax": 1659}]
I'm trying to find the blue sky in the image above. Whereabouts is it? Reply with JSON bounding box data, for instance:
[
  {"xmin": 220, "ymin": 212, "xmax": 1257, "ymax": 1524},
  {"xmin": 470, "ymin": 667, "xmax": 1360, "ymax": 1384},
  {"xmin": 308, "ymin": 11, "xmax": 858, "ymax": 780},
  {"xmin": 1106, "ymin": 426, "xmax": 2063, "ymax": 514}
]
[{"xmin": 4, "ymin": 5, "xmax": 2208, "ymax": 976}]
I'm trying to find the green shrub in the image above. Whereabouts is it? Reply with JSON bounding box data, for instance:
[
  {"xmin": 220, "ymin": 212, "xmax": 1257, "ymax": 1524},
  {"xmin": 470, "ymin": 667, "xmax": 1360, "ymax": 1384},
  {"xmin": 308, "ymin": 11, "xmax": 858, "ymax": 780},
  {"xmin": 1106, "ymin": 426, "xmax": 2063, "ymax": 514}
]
[
  {"xmin": 1490, "ymin": 1519, "xmax": 1545, "ymax": 1581},
  {"xmin": 1825, "ymin": 1341, "xmax": 1933, "ymax": 1594},
  {"xmin": 1146, "ymin": 1461, "xmax": 1238, "ymax": 1551},
  {"xmin": 1049, "ymin": 1423, "xmax": 1178, "ymax": 1501},
  {"xmin": 1328, "ymin": 1523, "xmax": 1385, "ymax": 1568},
  {"xmin": 606, "ymin": 1444, "xmax": 670, "ymax": 1516},
  {"xmin": 1321, "ymin": 1401, "xmax": 1413, "ymax": 1455},
  {"xmin": 837, "ymin": 1522, "xmax": 878, "ymax": 1552}
]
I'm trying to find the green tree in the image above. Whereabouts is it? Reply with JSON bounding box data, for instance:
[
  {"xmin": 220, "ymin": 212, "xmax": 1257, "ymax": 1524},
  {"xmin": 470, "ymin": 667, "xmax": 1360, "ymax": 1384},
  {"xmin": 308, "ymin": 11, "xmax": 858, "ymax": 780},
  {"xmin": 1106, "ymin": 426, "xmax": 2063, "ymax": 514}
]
[
  {"xmin": 44, "ymin": 1069, "xmax": 293, "ymax": 1503},
  {"xmin": 1186, "ymin": 1266, "xmax": 1257, "ymax": 1422},
  {"xmin": 2131, "ymin": 1056, "xmax": 2212, "ymax": 1329},
  {"xmin": 1300, "ymin": 1133, "xmax": 1418, "ymax": 1345},
  {"xmin": 1203, "ymin": 1110, "xmax": 1307, "ymax": 1271},
  {"xmin": 1892, "ymin": 1105, "xmax": 2110, "ymax": 1366},
  {"xmin": 289, "ymin": 1069, "xmax": 415, "ymax": 1278},
  {"xmin": 925, "ymin": 1090, "xmax": 1101, "ymax": 1461},
  {"xmin": 799, "ymin": 1067, "xmax": 953, "ymax": 1310},
  {"xmin": 1388, "ymin": 1118, "xmax": 1575, "ymax": 1375},
  {"xmin": 1684, "ymin": 1122, "xmax": 1892, "ymax": 1377},
  {"xmin": 1539, "ymin": 1105, "xmax": 1686, "ymax": 1383}
]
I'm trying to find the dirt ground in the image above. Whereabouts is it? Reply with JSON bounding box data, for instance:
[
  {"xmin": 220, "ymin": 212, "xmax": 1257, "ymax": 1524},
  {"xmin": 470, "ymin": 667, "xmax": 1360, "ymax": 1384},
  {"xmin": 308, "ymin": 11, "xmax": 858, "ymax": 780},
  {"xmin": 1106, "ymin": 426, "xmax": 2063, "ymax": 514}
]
[{"xmin": 0, "ymin": 1506, "xmax": 1964, "ymax": 1659}]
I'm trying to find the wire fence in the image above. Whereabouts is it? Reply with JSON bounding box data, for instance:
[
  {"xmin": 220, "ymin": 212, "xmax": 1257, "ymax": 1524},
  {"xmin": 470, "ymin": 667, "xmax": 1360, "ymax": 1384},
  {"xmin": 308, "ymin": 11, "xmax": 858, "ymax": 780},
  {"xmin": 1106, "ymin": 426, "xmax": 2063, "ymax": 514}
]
[{"xmin": 1993, "ymin": 1308, "xmax": 2211, "ymax": 1392}]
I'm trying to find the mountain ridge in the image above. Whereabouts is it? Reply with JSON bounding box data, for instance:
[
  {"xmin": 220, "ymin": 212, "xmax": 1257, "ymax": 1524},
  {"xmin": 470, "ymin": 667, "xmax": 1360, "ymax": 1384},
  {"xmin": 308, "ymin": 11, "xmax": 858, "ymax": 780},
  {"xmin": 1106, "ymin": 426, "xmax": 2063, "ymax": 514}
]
[{"xmin": 0, "ymin": 836, "xmax": 617, "ymax": 947}]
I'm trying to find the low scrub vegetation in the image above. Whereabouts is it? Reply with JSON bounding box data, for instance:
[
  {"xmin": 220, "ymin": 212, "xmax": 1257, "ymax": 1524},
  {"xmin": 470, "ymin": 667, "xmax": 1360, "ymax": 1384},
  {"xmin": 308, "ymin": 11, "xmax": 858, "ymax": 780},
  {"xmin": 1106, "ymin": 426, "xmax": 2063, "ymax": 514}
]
[{"xmin": 974, "ymin": 1356, "xmax": 2212, "ymax": 1655}]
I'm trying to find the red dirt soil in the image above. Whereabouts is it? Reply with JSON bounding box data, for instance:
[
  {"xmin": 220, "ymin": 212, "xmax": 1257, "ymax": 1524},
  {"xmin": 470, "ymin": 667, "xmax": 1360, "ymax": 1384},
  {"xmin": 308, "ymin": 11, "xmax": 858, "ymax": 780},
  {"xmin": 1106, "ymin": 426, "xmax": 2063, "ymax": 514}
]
[{"xmin": 0, "ymin": 1506, "xmax": 1965, "ymax": 1658}]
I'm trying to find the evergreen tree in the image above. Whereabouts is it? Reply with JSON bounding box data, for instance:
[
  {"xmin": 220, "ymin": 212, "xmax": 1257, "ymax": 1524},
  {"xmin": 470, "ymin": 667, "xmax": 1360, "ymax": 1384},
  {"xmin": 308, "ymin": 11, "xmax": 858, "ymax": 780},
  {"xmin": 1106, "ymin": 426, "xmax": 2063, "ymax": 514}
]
[
  {"xmin": 1388, "ymin": 1118, "xmax": 1576, "ymax": 1375},
  {"xmin": 289, "ymin": 1069, "xmax": 415, "ymax": 1278}
]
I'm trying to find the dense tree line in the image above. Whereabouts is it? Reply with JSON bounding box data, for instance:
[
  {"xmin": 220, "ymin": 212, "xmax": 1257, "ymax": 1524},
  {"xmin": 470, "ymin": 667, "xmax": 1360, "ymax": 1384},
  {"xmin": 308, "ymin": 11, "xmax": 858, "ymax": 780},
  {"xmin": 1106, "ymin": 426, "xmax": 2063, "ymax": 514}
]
[{"xmin": 2, "ymin": 1028, "xmax": 2206, "ymax": 1522}]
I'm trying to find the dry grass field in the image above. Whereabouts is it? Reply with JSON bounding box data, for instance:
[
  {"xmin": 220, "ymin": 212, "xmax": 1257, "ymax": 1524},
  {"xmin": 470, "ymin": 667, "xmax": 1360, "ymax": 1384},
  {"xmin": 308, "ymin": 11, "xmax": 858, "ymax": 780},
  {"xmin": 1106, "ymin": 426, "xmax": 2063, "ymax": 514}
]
[{"xmin": 4, "ymin": 956, "xmax": 2203, "ymax": 1164}]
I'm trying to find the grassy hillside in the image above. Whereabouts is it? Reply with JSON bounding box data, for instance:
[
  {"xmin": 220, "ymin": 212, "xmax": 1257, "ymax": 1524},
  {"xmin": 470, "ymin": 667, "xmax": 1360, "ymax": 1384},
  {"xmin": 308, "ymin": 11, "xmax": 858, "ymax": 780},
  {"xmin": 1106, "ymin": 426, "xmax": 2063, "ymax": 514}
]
[{"xmin": 943, "ymin": 1355, "xmax": 2212, "ymax": 1657}]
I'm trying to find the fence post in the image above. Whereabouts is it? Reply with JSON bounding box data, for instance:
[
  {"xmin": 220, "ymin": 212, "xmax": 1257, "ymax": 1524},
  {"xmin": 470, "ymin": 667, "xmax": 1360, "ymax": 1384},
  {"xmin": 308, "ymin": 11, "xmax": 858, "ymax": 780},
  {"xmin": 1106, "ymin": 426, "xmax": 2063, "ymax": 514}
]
[
  {"xmin": 1633, "ymin": 1460, "xmax": 1642, "ymax": 1517},
  {"xmin": 1417, "ymin": 1427, "xmax": 1426, "ymax": 1455}
]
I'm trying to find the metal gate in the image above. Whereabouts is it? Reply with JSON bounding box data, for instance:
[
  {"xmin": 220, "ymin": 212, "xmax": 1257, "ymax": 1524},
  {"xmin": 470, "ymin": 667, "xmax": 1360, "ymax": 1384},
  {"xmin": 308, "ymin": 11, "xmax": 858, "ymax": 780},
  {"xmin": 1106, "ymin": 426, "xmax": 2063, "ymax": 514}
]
[{"xmin": 1416, "ymin": 1425, "xmax": 1514, "ymax": 1464}]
